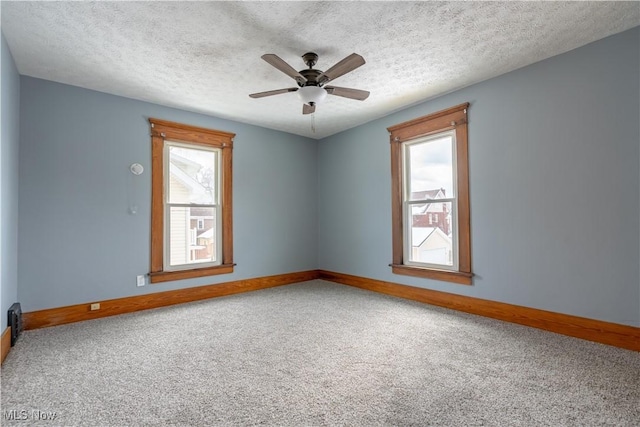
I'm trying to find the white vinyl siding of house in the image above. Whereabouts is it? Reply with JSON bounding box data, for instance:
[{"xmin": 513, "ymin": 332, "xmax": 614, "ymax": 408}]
[
  {"xmin": 168, "ymin": 174, "xmax": 190, "ymax": 266},
  {"xmin": 411, "ymin": 227, "xmax": 453, "ymax": 265}
]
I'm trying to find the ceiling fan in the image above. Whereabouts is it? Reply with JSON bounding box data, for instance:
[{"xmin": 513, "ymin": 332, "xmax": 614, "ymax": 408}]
[{"xmin": 249, "ymin": 52, "xmax": 370, "ymax": 114}]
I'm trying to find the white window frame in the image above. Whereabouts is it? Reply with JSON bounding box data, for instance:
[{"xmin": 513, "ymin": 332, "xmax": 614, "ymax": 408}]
[
  {"xmin": 163, "ymin": 141, "xmax": 222, "ymax": 272},
  {"xmin": 402, "ymin": 130, "xmax": 459, "ymax": 271}
]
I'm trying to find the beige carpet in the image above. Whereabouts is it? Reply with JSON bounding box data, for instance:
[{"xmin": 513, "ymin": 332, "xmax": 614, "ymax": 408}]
[{"xmin": 2, "ymin": 280, "xmax": 639, "ymax": 426}]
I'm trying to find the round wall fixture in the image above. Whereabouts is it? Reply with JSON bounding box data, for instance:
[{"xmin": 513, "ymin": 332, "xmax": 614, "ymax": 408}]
[{"xmin": 130, "ymin": 163, "xmax": 144, "ymax": 175}]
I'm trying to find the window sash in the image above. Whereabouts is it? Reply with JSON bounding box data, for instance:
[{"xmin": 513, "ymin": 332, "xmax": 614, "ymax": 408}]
[
  {"xmin": 165, "ymin": 141, "xmax": 220, "ymax": 205},
  {"xmin": 404, "ymin": 131, "xmax": 457, "ymax": 201},
  {"xmin": 164, "ymin": 204, "xmax": 221, "ymax": 271},
  {"xmin": 403, "ymin": 200, "xmax": 459, "ymax": 271}
]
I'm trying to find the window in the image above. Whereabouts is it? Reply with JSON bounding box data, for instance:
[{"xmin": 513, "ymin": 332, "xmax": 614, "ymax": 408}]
[
  {"xmin": 149, "ymin": 118, "xmax": 234, "ymax": 283},
  {"xmin": 388, "ymin": 103, "xmax": 472, "ymax": 285}
]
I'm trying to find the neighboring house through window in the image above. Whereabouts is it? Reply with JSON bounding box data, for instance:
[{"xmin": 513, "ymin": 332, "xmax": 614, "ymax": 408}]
[
  {"xmin": 149, "ymin": 118, "xmax": 234, "ymax": 283},
  {"xmin": 388, "ymin": 103, "xmax": 472, "ymax": 285}
]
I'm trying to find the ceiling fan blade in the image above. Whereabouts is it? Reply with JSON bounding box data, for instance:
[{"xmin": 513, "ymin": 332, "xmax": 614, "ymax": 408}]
[
  {"xmin": 303, "ymin": 103, "xmax": 316, "ymax": 115},
  {"xmin": 261, "ymin": 54, "xmax": 306, "ymax": 85},
  {"xmin": 325, "ymin": 86, "xmax": 370, "ymax": 101},
  {"xmin": 249, "ymin": 88, "xmax": 298, "ymax": 98},
  {"xmin": 317, "ymin": 53, "xmax": 365, "ymax": 84}
]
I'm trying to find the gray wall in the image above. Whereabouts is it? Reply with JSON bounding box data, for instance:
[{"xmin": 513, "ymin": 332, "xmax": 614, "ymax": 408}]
[
  {"xmin": 318, "ymin": 28, "xmax": 640, "ymax": 326},
  {"xmin": 1, "ymin": 33, "xmax": 20, "ymax": 330},
  {"xmin": 13, "ymin": 27, "xmax": 640, "ymax": 328},
  {"xmin": 18, "ymin": 77, "xmax": 317, "ymax": 311}
]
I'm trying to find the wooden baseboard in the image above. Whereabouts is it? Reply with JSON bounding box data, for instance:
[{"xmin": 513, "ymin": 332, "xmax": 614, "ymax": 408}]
[
  {"xmin": 23, "ymin": 270, "xmax": 320, "ymax": 330},
  {"xmin": 1, "ymin": 327, "xmax": 11, "ymax": 364},
  {"xmin": 19, "ymin": 269, "xmax": 640, "ymax": 352},
  {"xmin": 318, "ymin": 270, "xmax": 640, "ymax": 352}
]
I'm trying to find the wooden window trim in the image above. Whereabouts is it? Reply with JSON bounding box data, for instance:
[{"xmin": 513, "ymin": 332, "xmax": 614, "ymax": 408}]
[
  {"xmin": 387, "ymin": 103, "xmax": 472, "ymax": 285},
  {"xmin": 149, "ymin": 118, "xmax": 235, "ymax": 284}
]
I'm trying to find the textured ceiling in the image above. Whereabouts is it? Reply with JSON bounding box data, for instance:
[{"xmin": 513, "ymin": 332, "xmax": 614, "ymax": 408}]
[{"xmin": 2, "ymin": 1, "xmax": 639, "ymax": 139}]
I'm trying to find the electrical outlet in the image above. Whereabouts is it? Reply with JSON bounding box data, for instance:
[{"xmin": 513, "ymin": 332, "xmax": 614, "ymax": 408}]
[
  {"xmin": 136, "ymin": 275, "xmax": 145, "ymax": 287},
  {"xmin": 90, "ymin": 303, "xmax": 100, "ymax": 311}
]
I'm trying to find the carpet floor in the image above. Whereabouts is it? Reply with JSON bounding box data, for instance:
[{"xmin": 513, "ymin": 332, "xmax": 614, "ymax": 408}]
[{"xmin": 1, "ymin": 280, "xmax": 639, "ymax": 426}]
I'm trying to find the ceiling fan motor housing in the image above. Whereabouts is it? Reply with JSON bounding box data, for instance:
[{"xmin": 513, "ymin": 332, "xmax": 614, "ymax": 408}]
[{"xmin": 299, "ymin": 69, "xmax": 323, "ymax": 87}]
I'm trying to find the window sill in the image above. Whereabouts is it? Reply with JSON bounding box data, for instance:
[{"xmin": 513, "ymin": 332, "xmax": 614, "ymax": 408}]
[
  {"xmin": 390, "ymin": 264, "xmax": 473, "ymax": 285},
  {"xmin": 149, "ymin": 264, "xmax": 235, "ymax": 284}
]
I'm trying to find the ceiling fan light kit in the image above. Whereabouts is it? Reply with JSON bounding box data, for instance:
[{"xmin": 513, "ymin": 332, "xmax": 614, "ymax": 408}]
[
  {"xmin": 297, "ymin": 86, "xmax": 327, "ymax": 105},
  {"xmin": 250, "ymin": 51, "xmax": 369, "ymax": 115}
]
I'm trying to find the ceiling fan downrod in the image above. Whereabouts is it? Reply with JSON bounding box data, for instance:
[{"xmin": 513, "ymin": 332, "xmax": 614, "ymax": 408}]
[{"xmin": 302, "ymin": 52, "xmax": 318, "ymax": 69}]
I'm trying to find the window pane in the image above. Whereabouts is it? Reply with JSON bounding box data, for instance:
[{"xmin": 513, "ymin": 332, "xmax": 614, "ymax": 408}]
[
  {"xmin": 168, "ymin": 145, "xmax": 217, "ymax": 205},
  {"xmin": 408, "ymin": 135, "xmax": 454, "ymax": 200},
  {"xmin": 409, "ymin": 201, "xmax": 453, "ymax": 267},
  {"xmin": 168, "ymin": 206, "xmax": 217, "ymax": 267}
]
